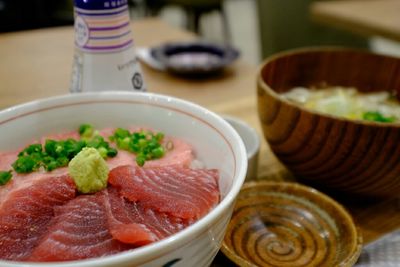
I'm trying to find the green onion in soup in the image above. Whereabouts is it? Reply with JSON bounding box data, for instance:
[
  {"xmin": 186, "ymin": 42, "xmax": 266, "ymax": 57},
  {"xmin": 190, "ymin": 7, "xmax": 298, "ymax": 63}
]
[{"xmin": 281, "ymin": 86, "xmax": 400, "ymax": 123}]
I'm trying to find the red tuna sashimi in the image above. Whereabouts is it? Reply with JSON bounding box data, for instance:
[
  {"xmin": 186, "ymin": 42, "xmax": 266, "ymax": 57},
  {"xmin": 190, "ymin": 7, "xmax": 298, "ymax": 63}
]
[
  {"xmin": 0, "ymin": 175, "xmax": 76, "ymax": 261},
  {"xmin": 104, "ymin": 187, "xmax": 193, "ymax": 243},
  {"xmin": 0, "ymin": 167, "xmax": 69, "ymax": 211},
  {"xmin": 102, "ymin": 188, "xmax": 158, "ymax": 245},
  {"xmin": 28, "ymin": 193, "xmax": 134, "ymax": 262},
  {"xmin": 109, "ymin": 165, "xmax": 220, "ymax": 220}
]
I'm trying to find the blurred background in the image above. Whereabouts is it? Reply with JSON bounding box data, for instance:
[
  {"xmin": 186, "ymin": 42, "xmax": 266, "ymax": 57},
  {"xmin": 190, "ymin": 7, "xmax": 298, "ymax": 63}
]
[{"xmin": 0, "ymin": 0, "xmax": 399, "ymax": 65}]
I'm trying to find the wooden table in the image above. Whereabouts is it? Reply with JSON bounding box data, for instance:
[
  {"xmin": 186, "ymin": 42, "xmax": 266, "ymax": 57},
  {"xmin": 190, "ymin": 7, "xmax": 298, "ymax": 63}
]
[
  {"xmin": 0, "ymin": 18, "xmax": 399, "ymax": 264},
  {"xmin": 310, "ymin": 0, "xmax": 400, "ymax": 42}
]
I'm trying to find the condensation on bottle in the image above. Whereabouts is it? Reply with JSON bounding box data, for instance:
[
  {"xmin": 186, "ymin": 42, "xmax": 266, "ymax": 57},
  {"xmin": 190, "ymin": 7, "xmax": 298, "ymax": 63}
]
[{"xmin": 70, "ymin": 0, "xmax": 146, "ymax": 93}]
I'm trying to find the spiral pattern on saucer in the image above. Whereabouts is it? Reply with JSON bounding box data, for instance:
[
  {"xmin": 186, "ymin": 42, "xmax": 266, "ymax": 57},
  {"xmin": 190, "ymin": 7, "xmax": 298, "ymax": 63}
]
[{"xmin": 221, "ymin": 182, "xmax": 362, "ymax": 267}]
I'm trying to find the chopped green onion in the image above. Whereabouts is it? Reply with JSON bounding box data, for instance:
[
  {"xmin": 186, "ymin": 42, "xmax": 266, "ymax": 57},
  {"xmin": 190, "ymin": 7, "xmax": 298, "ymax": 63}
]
[
  {"xmin": 11, "ymin": 124, "xmax": 118, "ymax": 174},
  {"xmin": 117, "ymin": 137, "xmax": 130, "ymax": 150},
  {"xmin": 18, "ymin": 143, "xmax": 42, "ymax": 157},
  {"xmin": 0, "ymin": 171, "xmax": 12, "ymax": 185},
  {"xmin": 363, "ymin": 111, "xmax": 396, "ymax": 123},
  {"xmin": 138, "ymin": 139, "xmax": 147, "ymax": 148},
  {"xmin": 44, "ymin": 140, "xmax": 57, "ymax": 156},
  {"xmin": 45, "ymin": 160, "xmax": 58, "ymax": 172},
  {"xmin": 136, "ymin": 154, "xmax": 146, "ymax": 167},
  {"xmin": 110, "ymin": 128, "xmax": 168, "ymax": 166},
  {"xmin": 111, "ymin": 128, "xmax": 130, "ymax": 140},
  {"xmin": 107, "ymin": 147, "xmax": 118, "ymax": 157},
  {"xmin": 24, "ymin": 144, "xmax": 42, "ymax": 155},
  {"xmin": 97, "ymin": 147, "xmax": 108, "ymax": 158},
  {"xmin": 12, "ymin": 156, "xmax": 40, "ymax": 173},
  {"xmin": 57, "ymin": 156, "xmax": 69, "ymax": 167},
  {"xmin": 152, "ymin": 147, "xmax": 165, "ymax": 158},
  {"xmin": 79, "ymin": 124, "xmax": 94, "ymax": 138},
  {"xmin": 155, "ymin": 132, "xmax": 164, "ymax": 141}
]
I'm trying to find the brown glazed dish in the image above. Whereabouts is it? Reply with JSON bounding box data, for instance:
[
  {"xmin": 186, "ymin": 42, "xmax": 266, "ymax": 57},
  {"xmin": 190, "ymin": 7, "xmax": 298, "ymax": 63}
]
[
  {"xmin": 257, "ymin": 47, "xmax": 400, "ymax": 198},
  {"xmin": 221, "ymin": 181, "xmax": 362, "ymax": 267}
]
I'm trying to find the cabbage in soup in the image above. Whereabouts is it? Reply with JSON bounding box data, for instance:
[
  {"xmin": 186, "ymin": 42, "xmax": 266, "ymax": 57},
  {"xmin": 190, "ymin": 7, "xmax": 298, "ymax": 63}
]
[{"xmin": 281, "ymin": 86, "xmax": 400, "ymax": 123}]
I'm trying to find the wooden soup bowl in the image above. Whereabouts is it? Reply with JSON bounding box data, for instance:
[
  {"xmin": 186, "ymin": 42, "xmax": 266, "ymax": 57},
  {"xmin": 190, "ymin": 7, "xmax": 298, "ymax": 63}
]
[{"xmin": 257, "ymin": 47, "xmax": 400, "ymax": 198}]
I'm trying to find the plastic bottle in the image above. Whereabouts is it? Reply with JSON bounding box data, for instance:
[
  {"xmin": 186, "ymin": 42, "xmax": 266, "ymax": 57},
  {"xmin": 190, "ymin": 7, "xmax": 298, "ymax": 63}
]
[{"xmin": 70, "ymin": 0, "xmax": 146, "ymax": 92}]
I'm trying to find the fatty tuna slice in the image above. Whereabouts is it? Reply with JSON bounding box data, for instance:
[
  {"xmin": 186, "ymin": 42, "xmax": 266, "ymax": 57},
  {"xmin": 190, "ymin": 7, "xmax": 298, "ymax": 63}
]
[
  {"xmin": 0, "ymin": 175, "xmax": 76, "ymax": 261},
  {"xmin": 104, "ymin": 187, "xmax": 193, "ymax": 243},
  {"xmin": 143, "ymin": 138, "xmax": 193, "ymax": 168},
  {"xmin": 105, "ymin": 138, "xmax": 193, "ymax": 168},
  {"xmin": 108, "ymin": 165, "xmax": 220, "ymax": 220},
  {"xmin": 0, "ymin": 129, "xmax": 194, "ymax": 206},
  {"xmin": 28, "ymin": 193, "xmax": 133, "ymax": 262}
]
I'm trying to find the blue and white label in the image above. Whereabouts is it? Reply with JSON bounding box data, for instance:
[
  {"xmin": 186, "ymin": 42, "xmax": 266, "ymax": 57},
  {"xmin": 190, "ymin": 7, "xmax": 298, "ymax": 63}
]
[{"xmin": 74, "ymin": 16, "xmax": 89, "ymax": 47}]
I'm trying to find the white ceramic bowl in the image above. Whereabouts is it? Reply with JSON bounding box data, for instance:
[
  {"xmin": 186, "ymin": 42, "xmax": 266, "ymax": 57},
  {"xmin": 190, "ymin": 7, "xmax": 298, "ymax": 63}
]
[
  {"xmin": 222, "ymin": 115, "xmax": 260, "ymax": 181},
  {"xmin": 0, "ymin": 92, "xmax": 247, "ymax": 267}
]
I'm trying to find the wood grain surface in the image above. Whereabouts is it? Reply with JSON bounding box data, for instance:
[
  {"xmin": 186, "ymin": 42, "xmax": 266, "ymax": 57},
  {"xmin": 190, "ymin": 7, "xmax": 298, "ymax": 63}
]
[{"xmin": 310, "ymin": 0, "xmax": 400, "ymax": 42}]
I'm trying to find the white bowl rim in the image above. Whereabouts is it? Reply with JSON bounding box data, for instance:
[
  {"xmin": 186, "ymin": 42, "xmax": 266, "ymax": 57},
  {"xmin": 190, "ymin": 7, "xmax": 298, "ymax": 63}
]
[
  {"xmin": 0, "ymin": 91, "xmax": 248, "ymax": 267},
  {"xmin": 221, "ymin": 114, "xmax": 260, "ymax": 159}
]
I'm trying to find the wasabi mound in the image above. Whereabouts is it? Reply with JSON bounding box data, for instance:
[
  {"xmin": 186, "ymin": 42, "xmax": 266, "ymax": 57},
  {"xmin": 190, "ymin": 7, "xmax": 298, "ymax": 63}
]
[{"xmin": 68, "ymin": 147, "xmax": 109, "ymax": 194}]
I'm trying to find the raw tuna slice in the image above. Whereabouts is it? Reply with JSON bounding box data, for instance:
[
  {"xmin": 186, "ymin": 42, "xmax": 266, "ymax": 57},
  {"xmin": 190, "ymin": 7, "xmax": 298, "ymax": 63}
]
[
  {"xmin": 109, "ymin": 165, "xmax": 220, "ymax": 220},
  {"xmin": 106, "ymin": 150, "xmax": 136, "ymax": 170},
  {"xmin": 0, "ymin": 168, "xmax": 69, "ymax": 210},
  {"xmin": 0, "ymin": 128, "xmax": 194, "ymax": 206},
  {"xmin": 98, "ymin": 127, "xmax": 193, "ymax": 168},
  {"xmin": 28, "ymin": 193, "xmax": 133, "ymax": 262},
  {"xmin": 0, "ymin": 149, "xmax": 130, "ymax": 208},
  {"xmin": 144, "ymin": 138, "xmax": 193, "ymax": 168},
  {"xmin": 0, "ymin": 175, "xmax": 76, "ymax": 261},
  {"xmin": 102, "ymin": 188, "xmax": 158, "ymax": 245},
  {"xmin": 104, "ymin": 188, "xmax": 193, "ymax": 243},
  {"xmin": 105, "ymin": 138, "xmax": 193, "ymax": 168}
]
